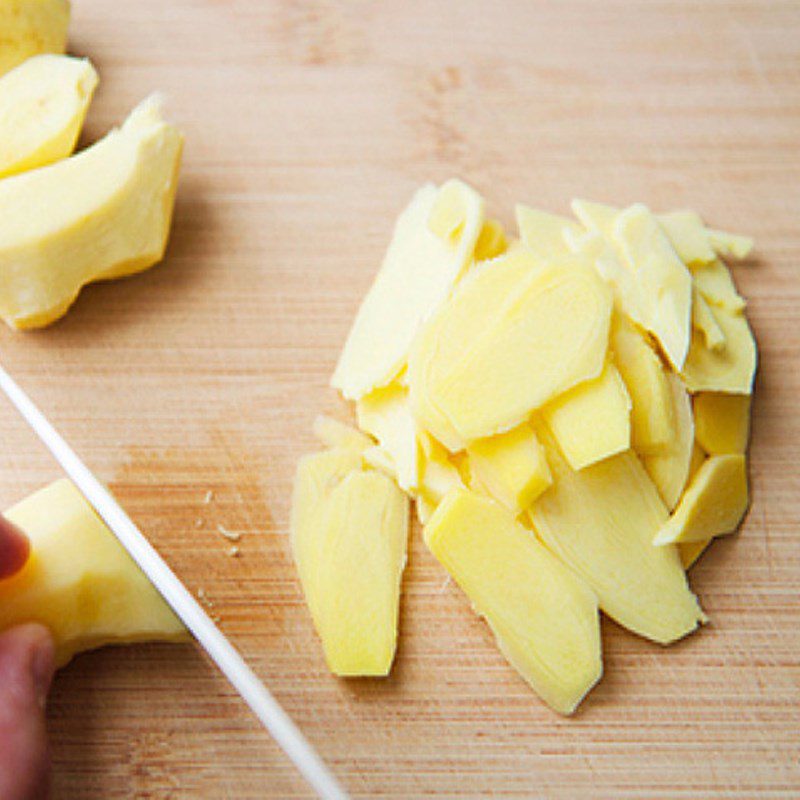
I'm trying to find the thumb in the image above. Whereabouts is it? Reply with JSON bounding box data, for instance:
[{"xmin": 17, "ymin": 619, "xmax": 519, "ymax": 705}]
[{"xmin": 0, "ymin": 624, "xmax": 55, "ymax": 800}]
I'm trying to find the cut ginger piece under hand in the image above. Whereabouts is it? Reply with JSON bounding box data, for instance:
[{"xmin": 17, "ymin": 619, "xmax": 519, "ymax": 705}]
[{"xmin": 0, "ymin": 479, "xmax": 185, "ymax": 668}]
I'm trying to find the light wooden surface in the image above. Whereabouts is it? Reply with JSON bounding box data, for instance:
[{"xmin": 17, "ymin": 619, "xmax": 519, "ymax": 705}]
[{"xmin": 0, "ymin": 1, "xmax": 798, "ymax": 797}]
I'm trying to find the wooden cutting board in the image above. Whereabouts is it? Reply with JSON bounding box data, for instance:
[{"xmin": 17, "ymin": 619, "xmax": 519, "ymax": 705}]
[{"xmin": 0, "ymin": 1, "xmax": 798, "ymax": 797}]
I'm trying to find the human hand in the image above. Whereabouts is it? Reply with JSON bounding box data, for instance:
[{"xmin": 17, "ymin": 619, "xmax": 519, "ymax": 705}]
[{"xmin": 0, "ymin": 517, "xmax": 55, "ymax": 800}]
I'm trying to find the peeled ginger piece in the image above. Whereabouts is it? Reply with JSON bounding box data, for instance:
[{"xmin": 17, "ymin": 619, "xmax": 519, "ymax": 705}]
[
  {"xmin": 424, "ymin": 489, "xmax": 601, "ymax": 715},
  {"xmin": 466, "ymin": 423, "xmax": 552, "ymax": 512},
  {"xmin": 290, "ymin": 447, "xmax": 365, "ymax": 626},
  {"xmin": 654, "ymin": 454, "xmax": 748, "ymax": 546},
  {"xmin": 541, "ymin": 362, "xmax": 631, "ymax": 470},
  {"xmin": 611, "ymin": 313, "xmax": 676, "ymax": 455},
  {"xmin": 332, "ymin": 180, "xmax": 484, "ymax": 400},
  {"xmin": 473, "ymin": 219, "xmax": 508, "ymax": 261},
  {"xmin": 693, "ymin": 393, "xmax": 751, "ymax": 454},
  {"xmin": 315, "ymin": 471, "xmax": 408, "ymax": 675},
  {"xmin": 417, "ymin": 258, "xmax": 612, "ymax": 441},
  {"xmin": 312, "ymin": 414, "xmax": 373, "ymax": 451},
  {"xmin": 613, "ymin": 203, "xmax": 692, "ymax": 371},
  {"xmin": 643, "ymin": 373, "xmax": 695, "ymax": 510},
  {"xmin": 0, "ymin": 94, "xmax": 183, "ymax": 329},
  {"xmin": 515, "ymin": 204, "xmax": 579, "ymax": 262},
  {"xmin": 529, "ymin": 425, "xmax": 705, "ymax": 644},
  {"xmin": 0, "ymin": 54, "xmax": 97, "ymax": 179},
  {"xmin": 681, "ymin": 307, "xmax": 757, "ymax": 394},
  {"xmin": 0, "ymin": 0, "xmax": 69, "ymax": 76},
  {"xmin": 356, "ymin": 382, "xmax": 420, "ymax": 491},
  {"xmin": 0, "ymin": 479, "xmax": 185, "ymax": 667}
]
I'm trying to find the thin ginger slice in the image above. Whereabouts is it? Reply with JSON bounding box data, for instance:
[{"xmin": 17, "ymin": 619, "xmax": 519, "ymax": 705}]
[
  {"xmin": 290, "ymin": 447, "xmax": 364, "ymax": 627},
  {"xmin": 420, "ymin": 260, "xmax": 612, "ymax": 441},
  {"xmin": 681, "ymin": 307, "xmax": 757, "ymax": 394},
  {"xmin": 356, "ymin": 382, "xmax": 420, "ymax": 491},
  {"xmin": 541, "ymin": 362, "xmax": 631, "ymax": 471},
  {"xmin": 611, "ymin": 313, "xmax": 676, "ymax": 455},
  {"xmin": 316, "ymin": 471, "xmax": 408, "ymax": 676},
  {"xmin": 693, "ymin": 259, "xmax": 746, "ymax": 312},
  {"xmin": 515, "ymin": 205, "xmax": 579, "ymax": 262},
  {"xmin": 643, "ymin": 373, "xmax": 695, "ymax": 510},
  {"xmin": 466, "ymin": 423, "xmax": 552, "ymax": 513},
  {"xmin": 473, "ymin": 219, "xmax": 508, "ymax": 261},
  {"xmin": 332, "ymin": 180, "xmax": 484, "ymax": 400},
  {"xmin": 424, "ymin": 489, "xmax": 601, "ymax": 715},
  {"xmin": 692, "ymin": 289, "xmax": 726, "ymax": 351},
  {"xmin": 693, "ymin": 393, "xmax": 751, "ymax": 455},
  {"xmin": 409, "ymin": 247, "xmax": 544, "ymax": 451},
  {"xmin": 612, "ymin": 203, "xmax": 692, "ymax": 371},
  {"xmin": 656, "ymin": 210, "xmax": 716, "ymax": 268},
  {"xmin": 529, "ymin": 424, "xmax": 705, "ymax": 644},
  {"xmin": 312, "ymin": 414, "xmax": 372, "ymax": 451},
  {"xmin": 707, "ymin": 229, "xmax": 754, "ymax": 261},
  {"xmin": 654, "ymin": 454, "xmax": 748, "ymax": 546}
]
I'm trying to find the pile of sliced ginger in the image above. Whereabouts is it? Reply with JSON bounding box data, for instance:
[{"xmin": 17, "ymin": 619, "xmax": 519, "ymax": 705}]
[{"xmin": 292, "ymin": 180, "xmax": 756, "ymax": 714}]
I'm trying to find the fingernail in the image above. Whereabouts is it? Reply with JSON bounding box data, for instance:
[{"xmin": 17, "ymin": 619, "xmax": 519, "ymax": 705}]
[{"xmin": 32, "ymin": 637, "xmax": 55, "ymax": 709}]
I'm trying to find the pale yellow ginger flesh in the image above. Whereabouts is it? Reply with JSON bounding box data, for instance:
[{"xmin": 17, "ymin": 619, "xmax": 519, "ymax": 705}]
[
  {"xmin": 0, "ymin": 479, "xmax": 185, "ymax": 667},
  {"xmin": 680, "ymin": 539, "xmax": 711, "ymax": 570},
  {"xmin": 0, "ymin": 95, "xmax": 183, "ymax": 329},
  {"xmin": 0, "ymin": 0, "xmax": 69, "ymax": 76},
  {"xmin": 296, "ymin": 183, "xmax": 757, "ymax": 711},
  {"xmin": 692, "ymin": 289, "xmax": 726, "ymax": 351},
  {"xmin": 654, "ymin": 455, "xmax": 748, "ymax": 546},
  {"xmin": 693, "ymin": 259, "xmax": 746, "ymax": 312},
  {"xmin": 611, "ymin": 313, "xmax": 676, "ymax": 455},
  {"xmin": 693, "ymin": 393, "xmax": 751, "ymax": 454},
  {"xmin": 643, "ymin": 373, "xmax": 695, "ymax": 510},
  {"xmin": 290, "ymin": 447, "xmax": 365, "ymax": 627},
  {"xmin": 656, "ymin": 210, "xmax": 716, "ymax": 267},
  {"xmin": 678, "ymin": 445, "xmax": 711, "ymax": 568},
  {"xmin": 612, "ymin": 203, "xmax": 692, "ymax": 371},
  {"xmin": 0, "ymin": 54, "xmax": 96, "ymax": 179},
  {"xmin": 415, "ymin": 257, "xmax": 612, "ymax": 442},
  {"xmin": 311, "ymin": 414, "xmax": 373, "ymax": 452},
  {"xmin": 541, "ymin": 362, "xmax": 631, "ymax": 470},
  {"xmin": 681, "ymin": 306, "xmax": 757, "ymax": 394},
  {"xmin": 291, "ymin": 450, "xmax": 408, "ymax": 675},
  {"xmin": 473, "ymin": 218, "xmax": 508, "ymax": 261},
  {"xmin": 707, "ymin": 229, "xmax": 754, "ymax": 261},
  {"xmin": 356, "ymin": 382, "xmax": 420, "ymax": 491},
  {"xmin": 409, "ymin": 248, "xmax": 541, "ymax": 451},
  {"xmin": 529, "ymin": 425, "xmax": 706, "ymax": 644},
  {"xmin": 332, "ymin": 180, "xmax": 484, "ymax": 400},
  {"xmin": 424, "ymin": 489, "xmax": 601, "ymax": 715},
  {"xmin": 515, "ymin": 204, "xmax": 579, "ymax": 262},
  {"xmin": 315, "ymin": 471, "xmax": 409, "ymax": 675},
  {"xmin": 466, "ymin": 423, "xmax": 552, "ymax": 513}
]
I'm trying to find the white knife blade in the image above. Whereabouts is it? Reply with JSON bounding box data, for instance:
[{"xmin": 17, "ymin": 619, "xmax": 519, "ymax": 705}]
[{"xmin": 0, "ymin": 363, "xmax": 348, "ymax": 800}]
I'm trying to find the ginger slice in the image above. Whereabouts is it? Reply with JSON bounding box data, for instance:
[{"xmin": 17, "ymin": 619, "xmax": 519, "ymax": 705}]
[
  {"xmin": 654, "ymin": 454, "xmax": 748, "ymax": 546},
  {"xmin": 466, "ymin": 423, "xmax": 552, "ymax": 513},
  {"xmin": 541, "ymin": 362, "xmax": 631, "ymax": 471},
  {"xmin": 530, "ymin": 424, "xmax": 705, "ymax": 644},
  {"xmin": 332, "ymin": 180, "xmax": 484, "ymax": 400},
  {"xmin": 425, "ymin": 489, "xmax": 601, "ymax": 715}
]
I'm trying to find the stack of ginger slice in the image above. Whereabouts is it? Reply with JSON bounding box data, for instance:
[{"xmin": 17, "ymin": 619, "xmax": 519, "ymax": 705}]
[{"xmin": 292, "ymin": 180, "xmax": 756, "ymax": 715}]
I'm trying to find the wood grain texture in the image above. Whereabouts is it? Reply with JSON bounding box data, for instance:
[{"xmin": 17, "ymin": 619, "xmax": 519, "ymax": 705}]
[{"xmin": 0, "ymin": 1, "xmax": 797, "ymax": 797}]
